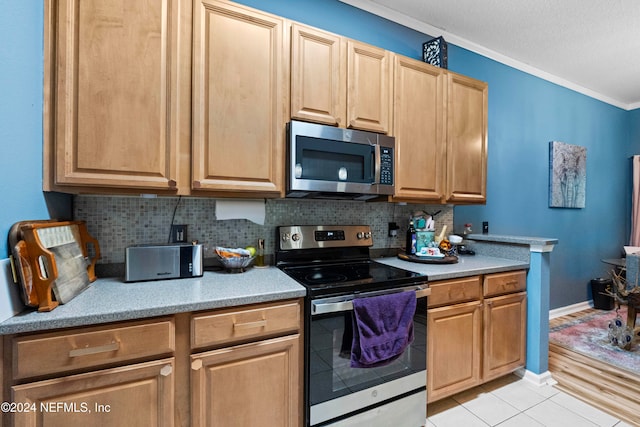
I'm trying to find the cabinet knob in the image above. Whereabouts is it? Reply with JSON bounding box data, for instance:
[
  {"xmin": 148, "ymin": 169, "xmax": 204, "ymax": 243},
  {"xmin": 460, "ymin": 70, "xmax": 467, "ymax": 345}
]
[{"xmin": 160, "ymin": 365, "xmax": 173, "ymax": 377}]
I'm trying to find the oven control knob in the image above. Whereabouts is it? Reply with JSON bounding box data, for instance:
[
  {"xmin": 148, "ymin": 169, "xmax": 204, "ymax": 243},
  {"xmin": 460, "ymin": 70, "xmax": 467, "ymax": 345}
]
[
  {"xmin": 357, "ymin": 232, "xmax": 364, "ymax": 239},
  {"xmin": 292, "ymin": 233, "xmax": 300, "ymax": 242}
]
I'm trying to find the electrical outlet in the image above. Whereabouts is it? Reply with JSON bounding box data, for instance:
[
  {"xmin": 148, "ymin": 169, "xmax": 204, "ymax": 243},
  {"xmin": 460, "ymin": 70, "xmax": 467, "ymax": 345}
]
[
  {"xmin": 171, "ymin": 224, "xmax": 188, "ymax": 243},
  {"xmin": 388, "ymin": 222, "xmax": 399, "ymax": 237}
]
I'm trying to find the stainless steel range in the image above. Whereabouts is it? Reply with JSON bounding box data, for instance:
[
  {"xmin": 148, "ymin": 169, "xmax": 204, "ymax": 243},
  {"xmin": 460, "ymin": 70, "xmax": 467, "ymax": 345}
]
[{"xmin": 276, "ymin": 225, "xmax": 429, "ymax": 427}]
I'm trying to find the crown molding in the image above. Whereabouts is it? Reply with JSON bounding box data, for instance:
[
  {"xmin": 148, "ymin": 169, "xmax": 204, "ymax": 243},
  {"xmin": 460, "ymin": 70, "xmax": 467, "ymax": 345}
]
[{"xmin": 339, "ymin": 0, "xmax": 633, "ymax": 111}]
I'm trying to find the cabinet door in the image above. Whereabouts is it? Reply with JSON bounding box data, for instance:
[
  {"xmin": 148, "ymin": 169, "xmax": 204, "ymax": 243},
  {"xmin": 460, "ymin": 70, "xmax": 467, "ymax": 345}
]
[
  {"xmin": 445, "ymin": 72, "xmax": 488, "ymax": 203},
  {"xmin": 12, "ymin": 359, "xmax": 174, "ymax": 427},
  {"xmin": 291, "ymin": 23, "xmax": 346, "ymax": 126},
  {"xmin": 427, "ymin": 301, "xmax": 482, "ymax": 403},
  {"xmin": 191, "ymin": 335, "xmax": 300, "ymax": 427},
  {"xmin": 192, "ymin": 0, "xmax": 286, "ymax": 196},
  {"xmin": 347, "ymin": 40, "xmax": 392, "ymax": 134},
  {"xmin": 45, "ymin": 0, "xmax": 191, "ymax": 193},
  {"xmin": 392, "ymin": 55, "xmax": 445, "ymax": 202},
  {"xmin": 483, "ymin": 292, "xmax": 527, "ymax": 381}
]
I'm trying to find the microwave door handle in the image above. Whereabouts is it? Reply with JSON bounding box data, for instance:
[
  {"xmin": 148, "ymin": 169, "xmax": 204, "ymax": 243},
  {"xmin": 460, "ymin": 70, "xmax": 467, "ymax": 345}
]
[{"xmin": 373, "ymin": 144, "xmax": 381, "ymax": 184}]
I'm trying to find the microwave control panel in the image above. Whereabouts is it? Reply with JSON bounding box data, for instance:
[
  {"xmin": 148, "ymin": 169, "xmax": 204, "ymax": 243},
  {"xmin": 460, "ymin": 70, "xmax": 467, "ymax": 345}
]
[{"xmin": 380, "ymin": 147, "xmax": 394, "ymax": 185}]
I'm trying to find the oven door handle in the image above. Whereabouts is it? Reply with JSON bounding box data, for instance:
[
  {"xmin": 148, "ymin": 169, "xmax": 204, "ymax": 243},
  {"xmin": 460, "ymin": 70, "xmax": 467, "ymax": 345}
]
[{"xmin": 312, "ymin": 284, "xmax": 430, "ymax": 315}]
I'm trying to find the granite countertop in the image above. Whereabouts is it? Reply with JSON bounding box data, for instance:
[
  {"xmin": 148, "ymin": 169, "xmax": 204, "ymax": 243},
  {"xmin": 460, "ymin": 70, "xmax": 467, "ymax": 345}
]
[
  {"xmin": 375, "ymin": 254, "xmax": 529, "ymax": 281},
  {"xmin": 466, "ymin": 234, "xmax": 558, "ymax": 246},
  {"xmin": 0, "ymin": 267, "xmax": 306, "ymax": 335},
  {"xmin": 0, "ymin": 254, "xmax": 530, "ymax": 336}
]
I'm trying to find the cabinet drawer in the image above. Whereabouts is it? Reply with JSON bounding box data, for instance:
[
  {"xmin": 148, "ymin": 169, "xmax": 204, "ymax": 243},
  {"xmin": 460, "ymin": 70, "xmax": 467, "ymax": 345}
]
[
  {"xmin": 484, "ymin": 270, "xmax": 526, "ymax": 297},
  {"xmin": 12, "ymin": 317, "xmax": 175, "ymax": 380},
  {"xmin": 428, "ymin": 277, "xmax": 481, "ymax": 307},
  {"xmin": 191, "ymin": 299, "xmax": 301, "ymax": 350}
]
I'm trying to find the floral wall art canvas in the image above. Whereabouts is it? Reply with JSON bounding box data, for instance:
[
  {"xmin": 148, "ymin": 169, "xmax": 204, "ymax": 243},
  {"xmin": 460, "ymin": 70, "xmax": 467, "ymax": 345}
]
[{"xmin": 549, "ymin": 141, "xmax": 587, "ymax": 208}]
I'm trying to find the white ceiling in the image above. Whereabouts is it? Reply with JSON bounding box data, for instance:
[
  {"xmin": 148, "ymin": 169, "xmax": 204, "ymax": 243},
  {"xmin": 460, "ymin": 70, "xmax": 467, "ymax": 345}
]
[{"xmin": 340, "ymin": 0, "xmax": 640, "ymax": 110}]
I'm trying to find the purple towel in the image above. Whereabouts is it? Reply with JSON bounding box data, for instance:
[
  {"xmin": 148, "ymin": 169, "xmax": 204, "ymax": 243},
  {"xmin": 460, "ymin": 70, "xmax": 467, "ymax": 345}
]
[{"xmin": 351, "ymin": 291, "xmax": 416, "ymax": 368}]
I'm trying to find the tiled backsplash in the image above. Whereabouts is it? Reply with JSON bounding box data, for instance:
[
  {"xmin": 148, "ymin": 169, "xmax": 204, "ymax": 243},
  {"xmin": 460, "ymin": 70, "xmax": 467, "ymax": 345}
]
[{"xmin": 74, "ymin": 196, "xmax": 453, "ymax": 264}]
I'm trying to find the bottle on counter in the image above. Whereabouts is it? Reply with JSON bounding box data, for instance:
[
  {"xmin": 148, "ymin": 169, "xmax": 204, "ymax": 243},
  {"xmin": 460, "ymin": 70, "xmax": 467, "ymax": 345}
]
[
  {"xmin": 463, "ymin": 223, "xmax": 473, "ymax": 236},
  {"xmin": 405, "ymin": 219, "xmax": 416, "ymax": 255},
  {"xmin": 255, "ymin": 238, "xmax": 265, "ymax": 267}
]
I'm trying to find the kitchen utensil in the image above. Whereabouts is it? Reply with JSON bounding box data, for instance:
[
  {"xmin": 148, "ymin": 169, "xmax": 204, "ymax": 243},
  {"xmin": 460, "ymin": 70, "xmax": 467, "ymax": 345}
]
[{"xmin": 436, "ymin": 225, "xmax": 448, "ymax": 243}]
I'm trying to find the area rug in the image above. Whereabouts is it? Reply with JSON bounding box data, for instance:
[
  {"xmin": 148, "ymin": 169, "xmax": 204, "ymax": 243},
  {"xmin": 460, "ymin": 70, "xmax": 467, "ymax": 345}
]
[{"xmin": 549, "ymin": 307, "xmax": 640, "ymax": 375}]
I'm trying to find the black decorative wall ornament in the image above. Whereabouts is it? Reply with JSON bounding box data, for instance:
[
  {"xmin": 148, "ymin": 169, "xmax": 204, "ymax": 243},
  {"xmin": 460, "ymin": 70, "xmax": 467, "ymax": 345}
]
[{"xmin": 422, "ymin": 36, "xmax": 448, "ymax": 69}]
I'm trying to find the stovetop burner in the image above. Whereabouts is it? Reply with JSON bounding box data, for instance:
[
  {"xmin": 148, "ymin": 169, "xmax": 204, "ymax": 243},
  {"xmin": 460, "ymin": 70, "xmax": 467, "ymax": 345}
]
[
  {"xmin": 280, "ymin": 260, "xmax": 424, "ymax": 298},
  {"xmin": 304, "ymin": 270, "xmax": 349, "ymax": 284}
]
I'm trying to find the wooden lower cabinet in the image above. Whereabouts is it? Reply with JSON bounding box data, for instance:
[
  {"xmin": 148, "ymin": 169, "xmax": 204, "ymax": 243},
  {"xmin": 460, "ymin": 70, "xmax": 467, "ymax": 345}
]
[
  {"xmin": 11, "ymin": 359, "xmax": 174, "ymax": 427},
  {"xmin": 427, "ymin": 301, "xmax": 483, "ymax": 402},
  {"xmin": 427, "ymin": 272, "xmax": 527, "ymax": 403},
  {"xmin": 483, "ymin": 292, "xmax": 527, "ymax": 382},
  {"xmin": 2, "ymin": 299, "xmax": 303, "ymax": 427},
  {"xmin": 191, "ymin": 334, "xmax": 300, "ymax": 427}
]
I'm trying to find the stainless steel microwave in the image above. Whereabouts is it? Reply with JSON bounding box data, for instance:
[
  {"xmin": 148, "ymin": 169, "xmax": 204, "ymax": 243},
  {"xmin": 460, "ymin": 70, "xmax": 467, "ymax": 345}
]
[{"xmin": 286, "ymin": 120, "xmax": 395, "ymax": 200}]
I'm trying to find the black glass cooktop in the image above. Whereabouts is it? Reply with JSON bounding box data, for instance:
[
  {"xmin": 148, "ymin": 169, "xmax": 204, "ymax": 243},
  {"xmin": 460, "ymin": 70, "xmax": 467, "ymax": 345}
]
[{"xmin": 280, "ymin": 260, "xmax": 426, "ymax": 298}]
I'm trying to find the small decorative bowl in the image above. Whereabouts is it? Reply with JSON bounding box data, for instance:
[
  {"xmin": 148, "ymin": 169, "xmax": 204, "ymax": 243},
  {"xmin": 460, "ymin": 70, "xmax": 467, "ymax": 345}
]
[
  {"xmin": 448, "ymin": 235, "xmax": 463, "ymax": 244},
  {"xmin": 216, "ymin": 255, "xmax": 256, "ymax": 273}
]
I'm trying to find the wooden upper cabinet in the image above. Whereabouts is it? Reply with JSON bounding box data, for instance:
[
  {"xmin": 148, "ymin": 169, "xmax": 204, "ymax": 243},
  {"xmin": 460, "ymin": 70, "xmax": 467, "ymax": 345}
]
[
  {"xmin": 347, "ymin": 40, "xmax": 392, "ymax": 134},
  {"xmin": 391, "ymin": 56, "xmax": 445, "ymax": 202},
  {"xmin": 290, "ymin": 23, "xmax": 346, "ymax": 126},
  {"xmin": 290, "ymin": 24, "xmax": 391, "ymax": 134},
  {"xmin": 44, "ymin": 0, "xmax": 192, "ymax": 193},
  {"xmin": 191, "ymin": 0, "xmax": 287, "ymax": 196},
  {"xmin": 445, "ymin": 72, "xmax": 488, "ymax": 203}
]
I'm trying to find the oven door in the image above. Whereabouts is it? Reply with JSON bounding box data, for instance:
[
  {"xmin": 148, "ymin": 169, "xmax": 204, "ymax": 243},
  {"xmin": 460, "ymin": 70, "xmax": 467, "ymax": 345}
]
[{"xmin": 307, "ymin": 285, "xmax": 428, "ymax": 426}]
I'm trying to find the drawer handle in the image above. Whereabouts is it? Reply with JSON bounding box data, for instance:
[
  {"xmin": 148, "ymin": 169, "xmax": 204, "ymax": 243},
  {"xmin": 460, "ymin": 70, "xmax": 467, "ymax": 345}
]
[
  {"xmin": 233, "ymin": 320, "xmax": 267, "ymax": 330},
  {"xmin": 69, "ymin": 341, "xmax": 120, "ymax": 358},
  {"xmin": 504, "ymin": 280, "xmax": 519, "ymax": 287}
]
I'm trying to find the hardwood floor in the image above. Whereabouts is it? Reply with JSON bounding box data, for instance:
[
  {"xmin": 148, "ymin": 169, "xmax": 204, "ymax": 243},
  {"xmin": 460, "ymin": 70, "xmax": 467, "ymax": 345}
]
[{"xmin": 549, "ymin": 309, "xmax": 640, "ymax": 426}]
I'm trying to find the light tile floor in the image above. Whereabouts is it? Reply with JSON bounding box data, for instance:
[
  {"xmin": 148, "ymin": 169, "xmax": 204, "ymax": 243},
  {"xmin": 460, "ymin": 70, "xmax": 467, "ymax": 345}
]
[{"xmin": 426, "ymin": 374, "xmax": 634, "ymax": 427}]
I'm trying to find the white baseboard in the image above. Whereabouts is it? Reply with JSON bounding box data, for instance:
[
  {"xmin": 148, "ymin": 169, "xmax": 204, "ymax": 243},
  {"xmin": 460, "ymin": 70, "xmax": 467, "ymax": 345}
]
[
  {"xmin": 549, "ymin": 301, "xmax": 592, "ymax": 320},
  {"xmin": 515, "ymin": 368, "xmax": 557, "ymax": 387}
]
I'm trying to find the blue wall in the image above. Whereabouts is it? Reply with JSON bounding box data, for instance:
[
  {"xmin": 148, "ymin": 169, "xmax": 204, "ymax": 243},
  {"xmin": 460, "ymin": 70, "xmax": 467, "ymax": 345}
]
[
  {"xmin": 0, "ymin": 1, "xmax": 49, "ymax": 257},
  {"xmin": 237, "ymin": 0, "xmax": 634, "ymax": 309},
  {"xmin": 1, "ymin": 0, "xmax": 638, "ymax": 309},
  {"xmin": 448, "ymin": 46, "xmax": 630, "ymax": 308},
  {"xmin": 631, "ymin": 109, "xmax": 640, "ymax": 152}
]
